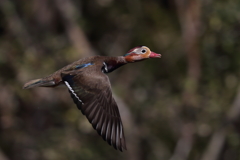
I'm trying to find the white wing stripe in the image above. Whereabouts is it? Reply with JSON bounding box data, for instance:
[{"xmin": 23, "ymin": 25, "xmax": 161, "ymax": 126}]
[
  {"xmin": 64, "ymin": 81, "xmax": 83, "ymax": 104},
  {"xmin": 102, "ymin": 62, "xmax": 108, "ymax": 73}
]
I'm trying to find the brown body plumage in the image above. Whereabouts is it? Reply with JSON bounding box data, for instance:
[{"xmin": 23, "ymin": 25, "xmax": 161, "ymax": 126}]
[{"xmin": 23, "ymin": 46, "xmax": 161, "ymax": 151}]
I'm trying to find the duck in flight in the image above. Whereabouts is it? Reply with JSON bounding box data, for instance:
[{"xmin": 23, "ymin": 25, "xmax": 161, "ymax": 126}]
[{"xmin": 23, "ymin": 46, "xmax": 161, "ymax": 151}]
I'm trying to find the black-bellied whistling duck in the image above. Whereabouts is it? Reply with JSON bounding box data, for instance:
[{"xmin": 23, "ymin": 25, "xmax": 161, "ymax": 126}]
[{"xmin": 23, "ymin": 46, "xmax": 161, "ymax": 151}]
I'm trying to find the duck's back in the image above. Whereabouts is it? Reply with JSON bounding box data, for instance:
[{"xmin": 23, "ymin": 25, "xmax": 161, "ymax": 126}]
[{"xmin": 23, "ymin": 56, "xmax": 106, "ymax": 89}]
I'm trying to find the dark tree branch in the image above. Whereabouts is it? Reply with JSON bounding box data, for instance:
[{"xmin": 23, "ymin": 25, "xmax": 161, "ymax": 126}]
[{"xmin": 54, "ymin": 0, "xmax": 95, "ymax": 56}]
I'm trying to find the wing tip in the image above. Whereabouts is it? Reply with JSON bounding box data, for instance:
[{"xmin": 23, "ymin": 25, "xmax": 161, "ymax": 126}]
[{"xmin": 116, "ymin": 140, "xmax": 127, "ymax": 152}]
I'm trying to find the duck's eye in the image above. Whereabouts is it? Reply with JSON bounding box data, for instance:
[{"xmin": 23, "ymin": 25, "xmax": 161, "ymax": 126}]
[{"xmin": 141, "ymin": 49, "xmax": 146, "ymax": 54}]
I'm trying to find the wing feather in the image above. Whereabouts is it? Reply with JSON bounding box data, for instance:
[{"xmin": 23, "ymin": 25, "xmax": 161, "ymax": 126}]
[{"xmin": 62, "ymin": 66, "xmax": 127, "ymax": 151}]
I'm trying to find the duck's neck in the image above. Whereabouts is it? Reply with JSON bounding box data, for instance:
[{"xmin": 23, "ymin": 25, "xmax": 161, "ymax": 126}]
[{"xmin": 104, "ymin": 56, "xmax": 127, "ymax": 73}]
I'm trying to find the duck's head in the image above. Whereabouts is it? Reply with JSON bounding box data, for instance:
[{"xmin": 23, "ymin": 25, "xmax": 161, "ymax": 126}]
[{"xmin": 124, "ymin": 46, "xmax": 161, "ymax": 63}]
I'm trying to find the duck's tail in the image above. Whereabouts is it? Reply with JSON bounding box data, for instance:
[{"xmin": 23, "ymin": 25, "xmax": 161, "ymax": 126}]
[{"xmin": 23, "ymin": 78, "xmax": 56, "ymax": 89}]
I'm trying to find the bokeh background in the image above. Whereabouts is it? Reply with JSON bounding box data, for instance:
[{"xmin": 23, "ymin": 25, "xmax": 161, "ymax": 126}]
[{"xmin": 1, "ymin": 0, "xmax": 240, "ymax": 160}]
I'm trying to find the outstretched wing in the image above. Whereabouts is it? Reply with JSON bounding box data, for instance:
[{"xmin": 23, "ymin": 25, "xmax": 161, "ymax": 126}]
[{"xmin": 62, "ymin": 67, "xmax": 127, "ymax": 151}]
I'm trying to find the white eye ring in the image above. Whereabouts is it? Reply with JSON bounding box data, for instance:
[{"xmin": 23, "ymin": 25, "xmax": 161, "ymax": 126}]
[{"xmin": 141, "ymin": 49, "xmax": 147, "ymax": 53}]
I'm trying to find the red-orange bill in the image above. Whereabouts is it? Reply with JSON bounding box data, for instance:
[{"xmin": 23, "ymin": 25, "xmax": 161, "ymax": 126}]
[{"xmin": 150, "ymin": 52, "xmax": 161, "ymax": 58}]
